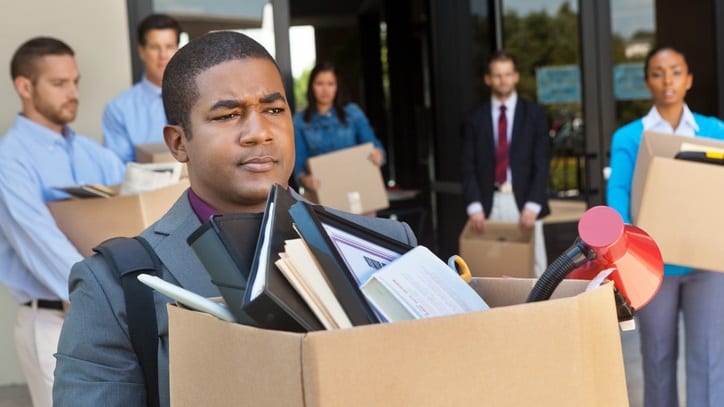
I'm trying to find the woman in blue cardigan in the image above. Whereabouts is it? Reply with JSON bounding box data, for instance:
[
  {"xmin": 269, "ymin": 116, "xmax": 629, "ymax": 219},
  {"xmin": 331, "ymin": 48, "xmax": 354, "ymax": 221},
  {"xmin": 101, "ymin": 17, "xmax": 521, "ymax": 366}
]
[
  {"xmin": 293, "ymin": 62, "xmax": 385, "ymax": 192},
  {"xmin": 608, "ymin": 46, "xmax": 724, "ymax": 407}
]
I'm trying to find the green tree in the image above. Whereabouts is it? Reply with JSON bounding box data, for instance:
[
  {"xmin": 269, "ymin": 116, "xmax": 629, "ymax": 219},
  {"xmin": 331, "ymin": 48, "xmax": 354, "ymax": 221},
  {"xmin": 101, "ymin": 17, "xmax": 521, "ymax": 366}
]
[{"xmin": 293, "ymin": 68, "xmax": 312, "ymax": 113}]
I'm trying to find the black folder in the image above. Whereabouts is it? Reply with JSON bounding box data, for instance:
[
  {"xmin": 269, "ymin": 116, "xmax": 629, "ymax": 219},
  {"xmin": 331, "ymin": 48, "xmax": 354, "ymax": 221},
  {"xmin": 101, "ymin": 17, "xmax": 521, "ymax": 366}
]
[
  {"xmin": 242, "ymin": 184, "xmax": 324, "ymax": 332},
  {"xmin": 674, "ymin": 150, "xmax": 724, "ymax": 166},
  {"xmin": 187, "ymin": 213, "xmax": 262, "ymax": 325},
  {"xmin": 288, "ymin": 200, "xmax": 412, "ymax": 326}
]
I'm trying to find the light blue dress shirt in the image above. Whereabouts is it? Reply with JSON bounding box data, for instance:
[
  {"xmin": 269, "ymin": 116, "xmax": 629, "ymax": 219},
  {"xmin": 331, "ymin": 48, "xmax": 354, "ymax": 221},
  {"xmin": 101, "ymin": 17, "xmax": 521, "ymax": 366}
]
[
  {"xmin": 102, "ymin": 76, "xmax": 167, "ymax": 163},
  {"xmin": 0, "ymin": 115, "xmax": 125, "ymax": 302},
  {"xmin": 293, "ymin": 103, "xmax": 385, "ymax": 179}
]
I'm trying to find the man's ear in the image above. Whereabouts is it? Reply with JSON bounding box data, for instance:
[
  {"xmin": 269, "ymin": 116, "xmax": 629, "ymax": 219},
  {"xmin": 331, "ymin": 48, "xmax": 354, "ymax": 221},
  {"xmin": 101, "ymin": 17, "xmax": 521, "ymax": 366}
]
[
  {"xmin": 14, "ymin": 76, "xmax": 33, "ymax": 100},
  {"xmin": 164, "ymin": 125, "xmax": 189, "ymax": 163}
]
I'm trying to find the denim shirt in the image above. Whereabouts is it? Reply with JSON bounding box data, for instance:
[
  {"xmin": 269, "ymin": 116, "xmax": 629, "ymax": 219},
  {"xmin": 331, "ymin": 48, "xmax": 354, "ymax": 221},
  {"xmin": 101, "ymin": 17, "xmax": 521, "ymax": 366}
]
[{"xmin": 293, "ymin": 103, "xmax": 384, "ymax": 178}]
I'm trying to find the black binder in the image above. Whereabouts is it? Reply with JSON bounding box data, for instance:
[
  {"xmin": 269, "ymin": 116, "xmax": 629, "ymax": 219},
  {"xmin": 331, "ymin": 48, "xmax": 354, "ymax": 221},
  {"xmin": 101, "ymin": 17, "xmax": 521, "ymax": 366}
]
[
  {"xmin": 187, "ymin": 213, "xmax": 262, "ymax": 325},
  {"xmin": 674, "ymin": 150, "xmax": 724, "ymax": 166},
  {"xmin": 242, "ymin": 184, "xmax": 324, "ymax": 332},
  {"xmin": 288, "ymin": 200, "xmax": 412, "ymax": 326}
]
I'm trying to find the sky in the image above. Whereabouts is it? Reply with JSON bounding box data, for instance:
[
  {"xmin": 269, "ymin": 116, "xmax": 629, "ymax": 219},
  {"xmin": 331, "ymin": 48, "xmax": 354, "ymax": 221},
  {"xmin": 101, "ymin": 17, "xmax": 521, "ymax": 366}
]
[{"xmin": 238, "ymin": 4, "xmax": 317, "ymax": 78}]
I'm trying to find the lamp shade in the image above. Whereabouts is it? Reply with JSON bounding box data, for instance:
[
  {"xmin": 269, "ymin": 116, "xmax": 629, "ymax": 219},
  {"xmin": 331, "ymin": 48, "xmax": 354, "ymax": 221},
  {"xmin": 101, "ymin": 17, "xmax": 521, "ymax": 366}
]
[{"xmin": 567, "ymin": 206, "xmax": 663, "ymax": 310}]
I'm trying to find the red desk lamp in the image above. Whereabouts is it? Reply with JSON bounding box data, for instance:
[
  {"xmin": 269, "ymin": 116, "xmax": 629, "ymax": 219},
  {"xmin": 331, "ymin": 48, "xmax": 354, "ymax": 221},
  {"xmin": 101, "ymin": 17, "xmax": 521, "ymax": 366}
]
[{"xmin": 527, "ymin": 206, "xmax": 663, "ymax": 321}]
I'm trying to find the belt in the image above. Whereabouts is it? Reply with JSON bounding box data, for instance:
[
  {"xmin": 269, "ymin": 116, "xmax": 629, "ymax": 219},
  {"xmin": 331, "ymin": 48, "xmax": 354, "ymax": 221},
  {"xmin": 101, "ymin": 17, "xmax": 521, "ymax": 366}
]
[
  {"xmin": 23, "ymin": 299, "xmax": 64, "ymax": 311},
  {"xmin": 494, "ymin": 183, "xmax": 513, "ymax": 193}
]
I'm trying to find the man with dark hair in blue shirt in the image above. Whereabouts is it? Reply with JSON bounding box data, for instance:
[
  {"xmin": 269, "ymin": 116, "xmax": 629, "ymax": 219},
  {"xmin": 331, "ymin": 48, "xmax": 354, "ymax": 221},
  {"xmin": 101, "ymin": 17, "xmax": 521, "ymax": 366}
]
[{"xmin": 102, "ymin": 13, "xmax": 183, "ymax": 163}]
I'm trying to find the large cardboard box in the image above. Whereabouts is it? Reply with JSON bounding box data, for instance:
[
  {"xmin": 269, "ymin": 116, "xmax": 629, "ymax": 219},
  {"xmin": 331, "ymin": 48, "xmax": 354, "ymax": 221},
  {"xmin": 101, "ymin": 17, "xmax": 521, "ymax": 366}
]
[
  {"xmin": 458, "ymin": 221, "xmax": 534, "ymax": 278},
  {"xmin": 169, "ymin": 278, "xmax": 628, "ymax": 407},
  {"xmin": 48, "ymin": 181, "xmax": 188, "ymax": 256},
  {"xmin": 305, "ymin": 143, "xmax": 389, "ymax": 214},
  {"xmin": 631, "ymin": 131, "xmax": 724, "ymax": 271}
]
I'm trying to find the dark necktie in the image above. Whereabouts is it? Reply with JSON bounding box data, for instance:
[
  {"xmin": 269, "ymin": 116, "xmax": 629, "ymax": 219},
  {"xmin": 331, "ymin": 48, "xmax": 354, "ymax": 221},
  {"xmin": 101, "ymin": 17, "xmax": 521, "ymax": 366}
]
[{"xmin": 495, "ymin": 105, "xmax": 508, "ymax": 185}]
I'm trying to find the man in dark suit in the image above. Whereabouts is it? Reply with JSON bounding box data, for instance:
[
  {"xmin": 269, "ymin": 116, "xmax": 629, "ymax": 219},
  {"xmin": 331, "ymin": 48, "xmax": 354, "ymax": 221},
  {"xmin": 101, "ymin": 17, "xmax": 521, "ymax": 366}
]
[
  {"xmin": 53, "ymin": 31, "xmax": 416, "ymax": 407},
  {"xmin": 461, "ymin": 50, "xmax": 551, "ymax": 275}
]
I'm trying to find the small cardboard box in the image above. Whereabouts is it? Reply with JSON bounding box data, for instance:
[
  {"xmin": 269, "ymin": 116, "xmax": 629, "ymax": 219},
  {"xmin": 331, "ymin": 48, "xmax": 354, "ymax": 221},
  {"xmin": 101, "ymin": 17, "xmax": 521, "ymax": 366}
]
[
  {"xmin": 48, "ymin": 181, "xmax": 188, "ymax": 256},
  {"xmin": 135, "ymin": 142, "xmax": 188, "ymax": 178},
  {"xmin": 169, "ymin": 278, "xmax": 627, "ymax": 406},
  {"xmin": 305, "ymin": 143, "xmax": 389, "ymax": 214},
  {"xmin": 631, "ymin": 131, "xmax": 724, "ymax": 271},
  {"xmin": 458, "ymin": 221, "xmax": 534, "ymax": 278}
]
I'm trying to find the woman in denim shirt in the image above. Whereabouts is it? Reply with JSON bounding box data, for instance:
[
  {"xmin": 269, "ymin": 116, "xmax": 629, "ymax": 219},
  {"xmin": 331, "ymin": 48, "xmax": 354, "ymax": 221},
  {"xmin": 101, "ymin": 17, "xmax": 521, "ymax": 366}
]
[{"xmin": 293, "ymin": 62, "xmax": 385, "ymax": 191}]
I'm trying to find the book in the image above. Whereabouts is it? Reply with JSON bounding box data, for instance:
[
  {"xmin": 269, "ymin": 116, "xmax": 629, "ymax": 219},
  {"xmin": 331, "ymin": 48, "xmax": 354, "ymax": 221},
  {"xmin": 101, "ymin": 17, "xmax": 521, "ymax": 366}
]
[
  {"xmin": 54, "ymin": 184, "xmax": 117, "ymax": 199},
  {"xmin": 275, "ymin": 238, "xmax": 352, "ymax": 330},
  {"xmin": 361, "ymin": 246, "xmax": 490, "ymax": 322},
  {"xmin": 242, "ymin": 184, "xmax": 324, "ymax": 332},
  {"xmin": 288, "ymin": 200, "xmax": 413, "ymax": 325},
  {"xmin": 187, "ymin": 213, "xmax": 263, "ymax": 325}
]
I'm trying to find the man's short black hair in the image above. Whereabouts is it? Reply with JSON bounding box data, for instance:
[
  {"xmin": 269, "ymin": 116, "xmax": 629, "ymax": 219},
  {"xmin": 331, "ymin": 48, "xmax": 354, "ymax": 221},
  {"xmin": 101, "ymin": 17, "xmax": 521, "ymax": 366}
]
[
  {"xmin": 486, "ymin": 49, "xmax": 519, "ymax": 74},
  {"xmin": 10, "ymin": 37, "xmax": 74, "ymax": 81},
  {"xmin": 162, "ymin": 31, "xmax": 280, "ymax": 137},
  {"xmin": 137, "ymin": 13, "xmax": 182, "ymax": 46}
]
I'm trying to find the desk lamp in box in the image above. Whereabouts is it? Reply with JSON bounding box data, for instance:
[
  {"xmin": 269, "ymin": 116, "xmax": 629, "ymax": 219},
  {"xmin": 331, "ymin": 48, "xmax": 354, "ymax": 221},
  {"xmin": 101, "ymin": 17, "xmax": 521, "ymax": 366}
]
[{"xmin": 527, "ymin": 206, "xmax": 663, "ymax": 324}]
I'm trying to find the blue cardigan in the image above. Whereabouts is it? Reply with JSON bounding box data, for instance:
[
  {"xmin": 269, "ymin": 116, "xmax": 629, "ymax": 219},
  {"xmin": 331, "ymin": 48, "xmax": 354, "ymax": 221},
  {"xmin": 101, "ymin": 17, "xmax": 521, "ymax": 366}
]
[{"xmin": 607, "ymin": 112, "xmax": 724, "ymax": 275}]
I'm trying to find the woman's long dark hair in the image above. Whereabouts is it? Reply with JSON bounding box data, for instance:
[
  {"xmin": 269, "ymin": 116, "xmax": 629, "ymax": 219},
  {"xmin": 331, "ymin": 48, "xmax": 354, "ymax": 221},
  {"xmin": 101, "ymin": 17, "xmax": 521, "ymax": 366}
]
[{"xmin": 303, "ymin": 61, "xmax": 347, "ymax": 125}]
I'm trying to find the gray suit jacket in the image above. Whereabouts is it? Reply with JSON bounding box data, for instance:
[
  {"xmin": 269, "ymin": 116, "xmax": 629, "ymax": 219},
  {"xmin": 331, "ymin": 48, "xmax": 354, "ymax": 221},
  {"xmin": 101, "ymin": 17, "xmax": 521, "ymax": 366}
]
[{"xmin": 53, "ymin": 189, "xmax": 416, "ymax": 407}]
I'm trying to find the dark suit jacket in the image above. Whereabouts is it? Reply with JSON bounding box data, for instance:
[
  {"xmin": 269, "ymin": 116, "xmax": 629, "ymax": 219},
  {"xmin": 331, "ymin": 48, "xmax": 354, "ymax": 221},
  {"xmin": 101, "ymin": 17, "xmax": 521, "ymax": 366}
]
[
  {"xmin": 54, "ymin": 188, "xmax": 416, "ymax": 407},
  {"xmin": 461, "ymin": 98, "xmax": 551, "ymax": 219}
]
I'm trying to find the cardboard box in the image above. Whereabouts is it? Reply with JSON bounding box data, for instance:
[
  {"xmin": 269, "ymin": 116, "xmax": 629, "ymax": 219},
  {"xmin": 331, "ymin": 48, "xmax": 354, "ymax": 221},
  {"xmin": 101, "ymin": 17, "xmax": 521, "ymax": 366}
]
[
  {"xmin": 48, "ymin": 181, "xmax": 188, "ymax": 256},
  {"xmin": 305, "ymin": 143, "xmax": 389, "ymax": 214},
  {"xmin": 458, "ymin": 221, "xmax": 534, "ymax": 278},
  {"xmin": 169, "ymin": 278, "xmax": 628, "ymax": 406},
  {"xmin": 545, "ymin": 199, "xmax": 587, "ymax": 224},
  {"xmin": 631, "ymin": 131, "xmax": 724, "ymax": 271},
  {"xmin": 135, "ymin": 142, "xmax": 188, "ymax": 178}
]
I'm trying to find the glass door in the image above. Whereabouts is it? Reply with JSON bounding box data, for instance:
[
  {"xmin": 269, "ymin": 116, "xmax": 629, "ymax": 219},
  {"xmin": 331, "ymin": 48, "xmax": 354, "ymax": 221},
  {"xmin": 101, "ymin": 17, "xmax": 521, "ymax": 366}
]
[{"xmin": 500, "ymin": 0, "xmax": 584, "ymax": 198}]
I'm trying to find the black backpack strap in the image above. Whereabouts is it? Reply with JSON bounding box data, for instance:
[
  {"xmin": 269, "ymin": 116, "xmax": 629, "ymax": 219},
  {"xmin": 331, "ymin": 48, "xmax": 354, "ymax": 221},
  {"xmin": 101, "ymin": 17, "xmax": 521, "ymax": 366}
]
[{"xmin": 94, "ymin": 236, "xmax": 161, "ymax": 407}]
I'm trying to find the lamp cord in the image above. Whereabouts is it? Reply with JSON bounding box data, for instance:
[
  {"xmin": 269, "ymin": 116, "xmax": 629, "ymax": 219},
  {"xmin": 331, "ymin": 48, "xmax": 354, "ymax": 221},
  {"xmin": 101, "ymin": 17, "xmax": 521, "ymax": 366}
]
[{"xmin": 527, "ymin": 238, "xmax": 595, "ymax": 302}]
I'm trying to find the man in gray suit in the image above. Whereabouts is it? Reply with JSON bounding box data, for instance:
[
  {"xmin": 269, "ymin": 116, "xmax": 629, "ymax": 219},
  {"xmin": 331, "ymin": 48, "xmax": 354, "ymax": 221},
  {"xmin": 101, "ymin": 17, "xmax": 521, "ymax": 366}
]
[{"xmin": 53, "ymin": 31, "xmax": 415, "ymax": 406}]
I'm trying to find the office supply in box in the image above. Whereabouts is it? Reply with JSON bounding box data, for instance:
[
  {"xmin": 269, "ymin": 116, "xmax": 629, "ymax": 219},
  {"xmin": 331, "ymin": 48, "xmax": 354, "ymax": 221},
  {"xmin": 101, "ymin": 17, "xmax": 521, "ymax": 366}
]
[
  {"xmin": 242, "ymin": 184, "xmax": 324, "ymax": 332},
  {"xmin": 138, "ymin": 274, "xmax": 235, "ymax": 322},
  {"xmin": 187, "ymin": 213, "xmax": 262, "ymax": 325},
  {"xmin": 361, "ymin": 246, "xmax": 489, "ymax": 322},
  {"xmin": 169, "ymin": 278, "xmax": 628, "ymax": 406},
  {"xmin": 532, "ymin": 206, "xmax": 663, "ymax": 327},
  {"xmin": 631, "ymin": 131, "xmax": 724, "ymax": 272},
  {"xmin": 289, "ymin": 201, "xmax": 412, "ymax": 325},
  {"xmin": 275, "ymin": 238, "xmax": 352, "ymax": 329}
]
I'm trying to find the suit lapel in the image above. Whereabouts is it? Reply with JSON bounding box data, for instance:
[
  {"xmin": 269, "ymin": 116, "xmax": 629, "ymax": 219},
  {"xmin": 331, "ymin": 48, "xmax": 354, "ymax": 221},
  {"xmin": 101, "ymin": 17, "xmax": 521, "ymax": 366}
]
[
  {"xmin": 510, "ymin": 100, "xmax": 526, "ymax": 154},
  {"xmin": 482, "ymin": 103, "xmax": 495, "ymax": 154},
  {"xmin": 145, "ymin": 192, "xmax": 220, "ymax": 297}
]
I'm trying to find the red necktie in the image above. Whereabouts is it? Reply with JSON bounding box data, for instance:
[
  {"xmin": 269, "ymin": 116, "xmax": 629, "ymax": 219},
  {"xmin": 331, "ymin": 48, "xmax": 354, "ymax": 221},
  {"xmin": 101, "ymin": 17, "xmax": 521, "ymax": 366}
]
[{"xmin": 495, "ymin": 105, "xmax": 508, "ymax": 185}]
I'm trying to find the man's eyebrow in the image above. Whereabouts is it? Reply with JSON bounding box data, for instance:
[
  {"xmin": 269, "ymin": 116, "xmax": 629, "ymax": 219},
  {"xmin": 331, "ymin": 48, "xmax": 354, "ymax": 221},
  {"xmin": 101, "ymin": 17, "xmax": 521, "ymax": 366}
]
[
  {"xmin": 209, "ymin": 99, "xmax": 243, "ymax": 111},
  {"xmin": 259, "ymin": 92, "xmax": 286, "ymax": 104}
]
